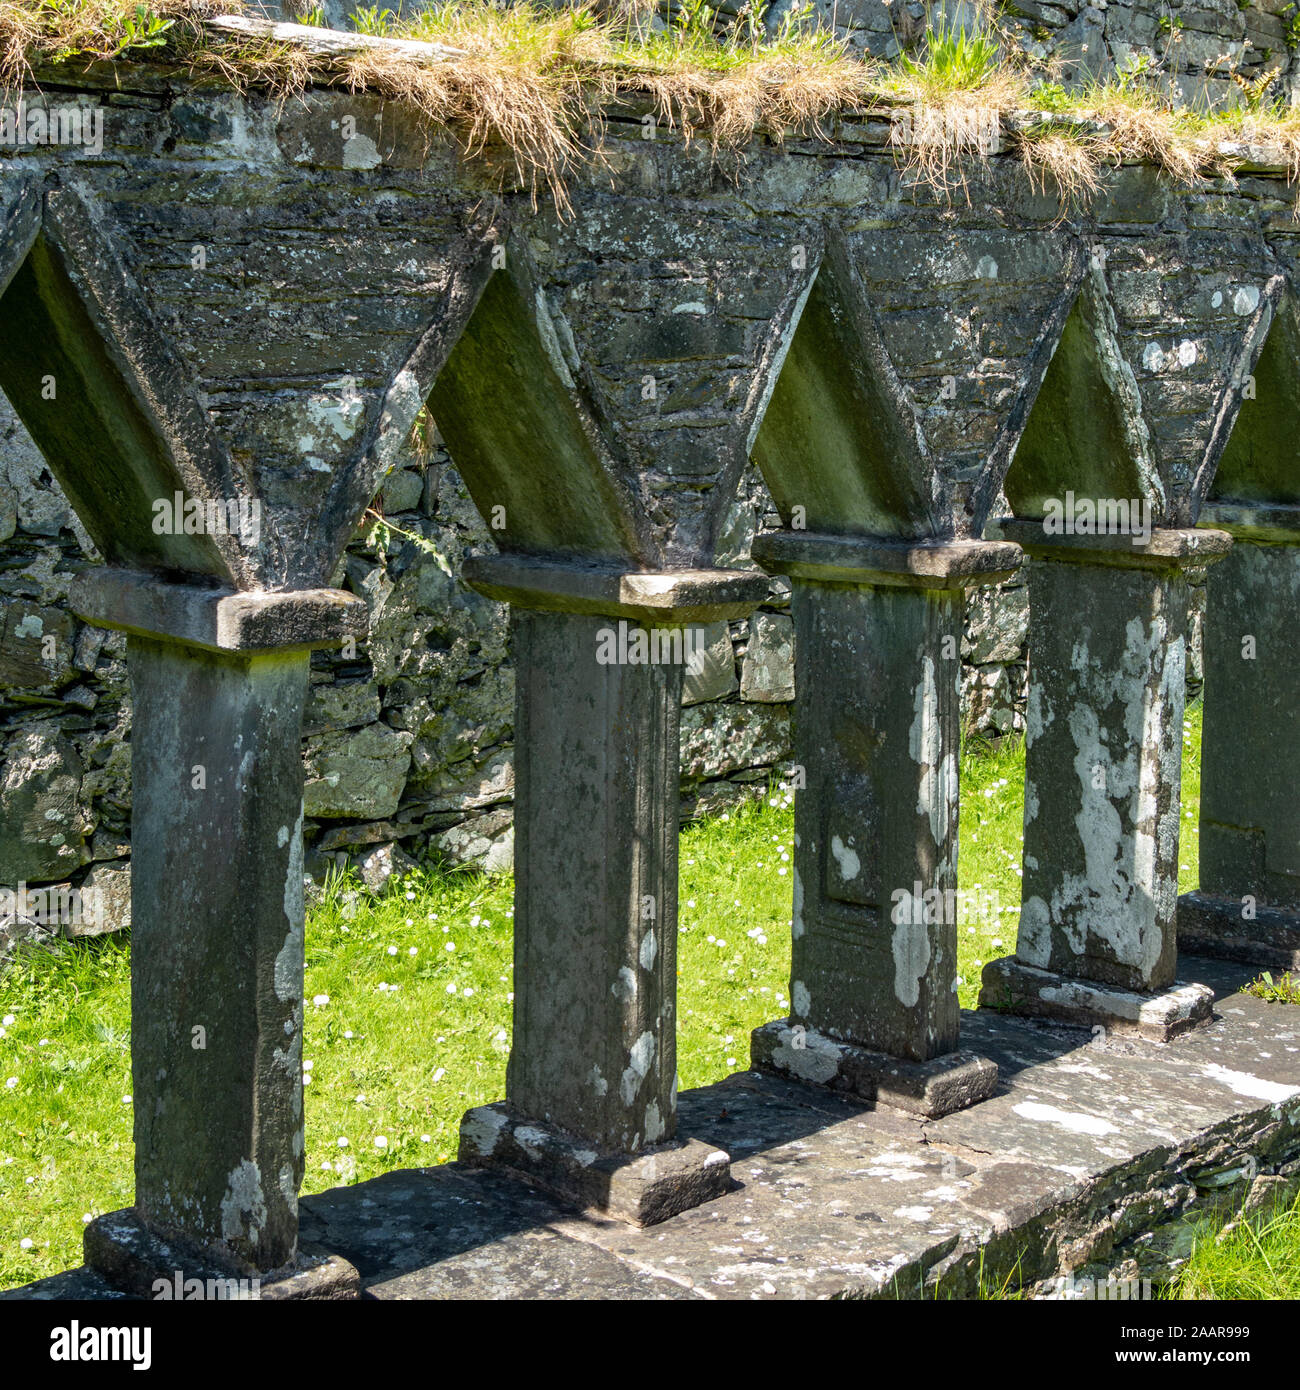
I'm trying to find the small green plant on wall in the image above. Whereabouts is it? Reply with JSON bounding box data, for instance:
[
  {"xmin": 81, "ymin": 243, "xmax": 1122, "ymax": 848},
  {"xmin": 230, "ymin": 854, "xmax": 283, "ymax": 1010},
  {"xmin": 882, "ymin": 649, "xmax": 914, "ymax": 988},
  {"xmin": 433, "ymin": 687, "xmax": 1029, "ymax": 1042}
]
[
  {"xmin": 1283, "ymin": 3, "xmax": 1300, "ymax": 51},
  {"xmin": 1244, "ymin": 971, "xmax": 1300, "ymax": 1005},
  {"xmin": 351, "ymin": 5, "xmax": 397, "ymax": 36}
]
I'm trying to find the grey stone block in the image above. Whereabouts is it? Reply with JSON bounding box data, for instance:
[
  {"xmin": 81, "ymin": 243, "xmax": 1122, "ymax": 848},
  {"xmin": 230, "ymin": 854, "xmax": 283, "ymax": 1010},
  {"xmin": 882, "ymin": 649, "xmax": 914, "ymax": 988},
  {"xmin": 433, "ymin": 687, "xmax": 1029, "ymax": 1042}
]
[
  {"xmin": 751, "ymin": 1020, "xmax": 997, "ymax": 1117},
  {"xmin": 681, "ymin": 621, "xmax": 737, "ymax": 705},
  {"xmin": 1178, "ymin": 891, "xmax": 1300, "ymax": 971},
  {"xmin": 126, "ymin": 635, "xmax": 313, "ymax": 1270},
  {"xmin": 459, "ymin": 1103, "xmax": 732, "ymax": 1226},
  {"xmin": 739, "ymin": 611, "xmax": 795, "ymax": 702},
  {"xmin": 304, "ymin": 721, "xmax": 413, "ymax": 820},
  {"xmin": 980, "ymin": 956, "xmax": 1215, "ymax": 1041},
  {"xmin": 84, "ymin": 1209, "xmax": 359, "ymax": 1301},
  {"xmin": 1010, "ymin": 533, "xmax": 1228, "ymax": 998}
]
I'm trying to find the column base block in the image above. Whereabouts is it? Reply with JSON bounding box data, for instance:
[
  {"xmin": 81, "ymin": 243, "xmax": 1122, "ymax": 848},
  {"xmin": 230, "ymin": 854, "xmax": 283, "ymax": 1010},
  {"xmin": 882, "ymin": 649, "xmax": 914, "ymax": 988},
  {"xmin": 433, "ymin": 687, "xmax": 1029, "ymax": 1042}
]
[
  {"xmin": 84, "ymin": 1209, "xmax": 360, "ymax": 1301},
  {"xmin": 979, "ymin": 956, "xmax": 1214, "ymax": 1041},
  {"xmin": 1178, "ymin": 891, "xmax": 1300, "ymax": 971},
  {"xmin": 458, "ymin": 1103, "xmax": 733, "ymax": 1227},
  {"xmin": 750, "ymin": 1020, "xmax": 998, "ymax": 1118}
]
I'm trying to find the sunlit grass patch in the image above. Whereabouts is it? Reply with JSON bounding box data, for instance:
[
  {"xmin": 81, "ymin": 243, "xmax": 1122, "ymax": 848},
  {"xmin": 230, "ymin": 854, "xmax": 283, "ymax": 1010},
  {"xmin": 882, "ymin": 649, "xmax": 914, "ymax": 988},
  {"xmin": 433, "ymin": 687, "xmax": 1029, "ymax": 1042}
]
[
  {"xmin": 1242, "ymin": 970, "xmax": 1300, "ymax": 1005},
  {"xmin": 1166, "ymin": 1190, "xmax": 1300, "ymax": 1300}
]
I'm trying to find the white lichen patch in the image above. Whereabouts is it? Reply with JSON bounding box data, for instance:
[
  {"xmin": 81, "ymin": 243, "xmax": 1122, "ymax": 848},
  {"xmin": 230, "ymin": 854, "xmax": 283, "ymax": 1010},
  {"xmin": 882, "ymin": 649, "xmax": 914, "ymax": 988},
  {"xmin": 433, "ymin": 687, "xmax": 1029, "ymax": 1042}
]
[
  {"xmin": 220, "ymin": 1159, "xmax": 267, "ymax": 1245},
  {"xmin": 1012, "ymin": 1101, "xmax": 1118, "ymax": 1135},
  {"xmin": 620, "ymin": 1030, "xmax": 656, "ymax": 1104},
  {"xmin": 513, "ymin": 1126, "xmax": 549, "ymax": 1160},
  {"xmin": 830, "ymin": 834, "xmax": 860, "ymax": 882},
  {"xmin": 341, "ymin": 133, "xmax": 381, "ymax": 169},
  {"xmin": 1201, "ymin": 1063, "xmax": 1299, "ymax": 1104},
  {"xmin": 768, "ymin": 1024, "xmax": 839, "ymax": 1084},
  {"xmin": 1233, "ymin": 285, "xmax": 1260, "ymax": 316},
  {"xmin": 461, "ymin": 1107, "xmax": 508, "ymax": 1157},
  {"xmin": 275, "ymin": 805, "xmax": 306, "ymax": 1004},
  {"xmin": 792, "ymin": 980, "xmax": 811, "ymax": 1016},
  {"xmin": 910, "ymin": 656, "xmax": 952, "ymax": 846},
  {"xmin": 892, "ymin": 917, "xmax": 931, "ymax": 1009},
  {"xmin": 1016, "ymin": 896, "xmax": 1051, "ymax": 967}
]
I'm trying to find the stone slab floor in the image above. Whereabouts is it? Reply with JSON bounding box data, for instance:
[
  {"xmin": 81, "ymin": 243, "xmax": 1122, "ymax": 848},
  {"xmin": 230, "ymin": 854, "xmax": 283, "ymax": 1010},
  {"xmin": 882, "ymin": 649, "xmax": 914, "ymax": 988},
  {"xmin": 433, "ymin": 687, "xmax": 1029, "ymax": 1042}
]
[{"xmin": 9, "ymin": 958, "xmax": 1298, "ymax": 1301}]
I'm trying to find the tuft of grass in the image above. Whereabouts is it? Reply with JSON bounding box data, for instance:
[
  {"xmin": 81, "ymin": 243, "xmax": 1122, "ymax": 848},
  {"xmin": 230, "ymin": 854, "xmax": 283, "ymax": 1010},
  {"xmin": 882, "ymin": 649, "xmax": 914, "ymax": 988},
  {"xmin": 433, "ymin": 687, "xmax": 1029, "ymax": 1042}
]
[
  {"xmin": 1243, "ymin": 970, "xmax": 1300, "ymax": 1005},
  {"xmin": 879, "ymin": 7, "xmax": 1025, "ymax": 200},
  {"xmin": 0, "ymin": 0, "xmax": 228, "ymax": 87},
  {"xmin": 1016, "ymin": 121, "xmax": 1107, "ymax": 212},
  {"xmin": 1167, "ymin": 1190, "xmax": 1300, "ymax": 1299},
  {"xmin": 894, "ymin": 7, "xmax": 1005, "ymax": 96},
  {"xmin": 336, "ymin": 3, "xmax": 604, "ymax": 209}
]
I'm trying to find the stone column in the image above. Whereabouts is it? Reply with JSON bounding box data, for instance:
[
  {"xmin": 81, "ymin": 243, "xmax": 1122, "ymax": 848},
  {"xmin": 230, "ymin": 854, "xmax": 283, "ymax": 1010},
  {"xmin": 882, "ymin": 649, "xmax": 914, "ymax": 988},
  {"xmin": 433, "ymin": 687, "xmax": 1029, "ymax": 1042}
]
[
  {"xmin": 1179, "ymin": 503, "xmax": 1300, "ymax": 971},
  {"xmin": 747, "ymin": 533, "xmax": 1019, "ymax": 1118},
  {"xmin": 456, "ymin": 555, "xmax": 767, "ymax": 1225},
  {"xmin": 68, "ymin": 569, "xmax": 365, "ymax": 1298},
  {"xmin": 981, "ymin": 524, "xmax": 1231, "ymax": 1041}
]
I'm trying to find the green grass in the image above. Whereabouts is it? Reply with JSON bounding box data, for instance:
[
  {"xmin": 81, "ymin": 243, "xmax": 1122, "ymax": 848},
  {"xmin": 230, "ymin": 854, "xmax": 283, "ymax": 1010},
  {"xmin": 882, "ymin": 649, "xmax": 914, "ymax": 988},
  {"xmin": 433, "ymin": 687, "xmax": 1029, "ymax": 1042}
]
[
  {"xmin": 894, "ymin": 8, "xmax": 1002, "ymax": 94},
  {"xmin": 1242, "ymin": 970, "xmax": 1300, "ymax": 1005},
  {"xmin": 1167, "ymin": 1191, "xmax": 1300, "ymax": 1299},
  {"xmin": 0, "ymin": 699, "xmax": 1251, "ymax": 1298}
]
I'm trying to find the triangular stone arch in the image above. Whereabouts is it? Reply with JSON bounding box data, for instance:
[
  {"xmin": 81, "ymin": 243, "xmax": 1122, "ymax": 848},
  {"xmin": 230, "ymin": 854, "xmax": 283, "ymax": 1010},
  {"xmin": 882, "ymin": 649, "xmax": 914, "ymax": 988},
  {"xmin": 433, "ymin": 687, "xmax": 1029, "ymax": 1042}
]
[
  {"xmin": 1000, "ymin": 263, "xmax": 1162, "ymax": 521},
  {"xmin": 1198, "ymin": 278, "xmax": 1297, "ymax": 510},
  {"xmin": 421, "ymin": 238, "xmax": 657, "ymax": 567},
  {"xmin": 749, "ymin": 231, "xmax": 943, "ymax": 539},
  {"xmin": 0, "ymin": 180, "xmax": 255, "ymax": 586}
]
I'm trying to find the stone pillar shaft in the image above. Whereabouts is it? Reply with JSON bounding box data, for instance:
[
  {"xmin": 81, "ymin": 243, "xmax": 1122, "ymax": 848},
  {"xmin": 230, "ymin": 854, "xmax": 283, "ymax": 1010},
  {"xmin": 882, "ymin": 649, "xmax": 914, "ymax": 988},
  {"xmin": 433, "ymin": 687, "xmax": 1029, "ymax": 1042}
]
[
  {"xmin": 749, "ymin": 533, "xmax": 1018, "ymax": 1117},
  {"xmin": 129, "ymin": 635, "xmax": 309, "ymax": 1268},
  {"xmin": 788, "ymin": 579, "xmax": 963, "ymax": 1061},
  {"xmin": 981, "ymin": 525, "xmax": 1230, "ymax": 1040},
  {"xmin": 456, "ymin": 555, "xmax": 767, "ymax": 1224},
  {"xmin": 1180, "ymin": 504, "xmax": 1300, "ymax": 969},
  {"xmin": 68, "ymin": 569, "xmax": 365, "ymax": 1294},
  {"xmin": 510, "ymin": 607, "xmax": 680, "ymax": 1152}
]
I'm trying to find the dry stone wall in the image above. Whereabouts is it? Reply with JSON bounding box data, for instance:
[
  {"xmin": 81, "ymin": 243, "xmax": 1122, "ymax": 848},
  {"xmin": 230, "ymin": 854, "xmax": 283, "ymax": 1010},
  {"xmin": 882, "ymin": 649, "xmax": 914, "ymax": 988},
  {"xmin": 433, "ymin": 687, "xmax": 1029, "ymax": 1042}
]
[{"xmin": 790, "ymin": 0, "xmax": 1300, "ymax": 107}]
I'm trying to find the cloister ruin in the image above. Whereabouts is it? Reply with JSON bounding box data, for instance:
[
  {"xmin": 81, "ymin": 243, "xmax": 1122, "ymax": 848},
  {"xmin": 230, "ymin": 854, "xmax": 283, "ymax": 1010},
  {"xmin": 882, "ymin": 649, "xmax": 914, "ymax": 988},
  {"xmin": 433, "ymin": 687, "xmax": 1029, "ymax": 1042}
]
[{"xmin": 3, "ymin": 12, "xmax": 1300, "ymax": 1299}]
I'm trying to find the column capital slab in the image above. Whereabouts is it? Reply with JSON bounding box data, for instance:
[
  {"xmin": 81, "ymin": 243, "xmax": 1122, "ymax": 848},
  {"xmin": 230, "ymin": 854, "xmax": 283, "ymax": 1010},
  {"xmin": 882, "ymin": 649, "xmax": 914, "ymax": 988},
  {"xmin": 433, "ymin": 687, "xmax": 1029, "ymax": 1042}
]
[
  {"xmin": 462, "ymin": 553, "xmax": 770, "ymax": 622},
  {"xmin": 752, "ymin": 531, "xmax": 1021, "ymax": 589},
  {"xmin": 1197, "ymin": 501, "xmax": 1300, "ymax": 544},
  {"xmin": 69, "ymin": 568, "xmax": 368, "ymax": 653},
  {"xmin": 992, "ymin": 519, "xmax": 1232, "ymax": 571}
]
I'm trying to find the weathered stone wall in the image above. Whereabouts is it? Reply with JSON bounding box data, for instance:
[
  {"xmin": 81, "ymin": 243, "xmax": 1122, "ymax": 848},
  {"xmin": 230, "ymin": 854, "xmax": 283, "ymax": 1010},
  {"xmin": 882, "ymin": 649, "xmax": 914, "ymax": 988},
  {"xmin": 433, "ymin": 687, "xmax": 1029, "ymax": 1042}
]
[{"xmin": 787, "ymin": 0, "xmax": 1300, "ymax": 107}]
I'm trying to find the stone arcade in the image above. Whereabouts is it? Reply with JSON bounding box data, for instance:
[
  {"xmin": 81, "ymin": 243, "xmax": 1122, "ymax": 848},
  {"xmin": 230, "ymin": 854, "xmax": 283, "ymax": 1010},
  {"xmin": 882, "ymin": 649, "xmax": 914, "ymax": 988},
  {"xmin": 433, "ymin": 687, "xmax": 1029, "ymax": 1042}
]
[{"xmin": 2, "ymin": 19, "xmax": 1300, "ymax": 1299}]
